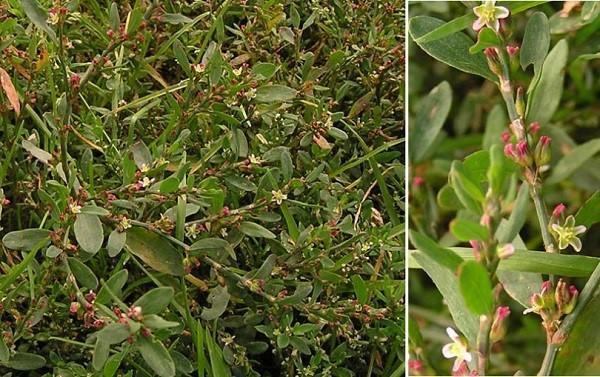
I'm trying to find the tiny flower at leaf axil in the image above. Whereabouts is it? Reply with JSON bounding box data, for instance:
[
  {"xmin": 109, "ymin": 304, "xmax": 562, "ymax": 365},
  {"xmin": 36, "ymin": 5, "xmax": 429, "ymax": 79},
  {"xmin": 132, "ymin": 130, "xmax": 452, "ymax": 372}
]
[{"xmin": 442, "ymin": 327, "xmax": 473, "ymax": 372}]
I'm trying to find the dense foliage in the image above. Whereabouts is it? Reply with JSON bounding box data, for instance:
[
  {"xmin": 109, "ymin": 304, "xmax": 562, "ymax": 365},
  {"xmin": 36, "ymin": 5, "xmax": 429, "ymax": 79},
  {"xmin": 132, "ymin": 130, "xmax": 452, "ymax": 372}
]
[
  {"xmin": 408, "ymin": 1, "xmax": 600, "ymax": 376},
  {"xmin": 0, "ymin": 0, "xmax": 405, "ymax": 376}
]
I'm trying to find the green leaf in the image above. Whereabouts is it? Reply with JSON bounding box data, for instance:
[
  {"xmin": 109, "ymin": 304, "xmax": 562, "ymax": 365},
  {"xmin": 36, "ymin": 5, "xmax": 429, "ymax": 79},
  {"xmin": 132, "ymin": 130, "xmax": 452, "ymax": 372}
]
[
  {"xmin": 137, "ymin": 337, "xmax": 176, "ymax": 377},
  {"xmin": 5, "ymin": 352, "xmax": 46, "ymax": 370},
  {"xmin": 159, "ymin": 176, "xmax": 180, "ymax": 194},
  {"xmin": 526, "ymin": 39, "xmax": 568, "ymax": 126},
  {"xmin": 133, "ymin": 287, "xmax": 174, "ymax": 315},
  {"xmin": 575, "ymin": 191, "xmax": 600, "ymax": 228},
  {"xmin": 0, "ymin": 336, "xmax": 9, "ymax": 363},
  {"xmin": 255, "ymin": 85, "xmax": 296, "ymax": 102},
  {"xmin": 348, "ymin": 91, "xmax": 374, "ymax": 118},
  {"xmin": 68, "ymin": 257, "xmax": 99, "ymax": 289},
  {"xmin": 547, "ymin": 139, "xmax": 600, "ymax": 184},
  {"xmin": 253, "ymin": 254, "xmax": 277, "ymax": 279},
  {"xmin": 20, "ymin": 0, "xmax": 57, "ymax": 42},
  {"xmin": 520, "ymin": 12, "xmax": 550, "ymax": 72},
  {"xmin": 252, "ymin": 63, "xmax": 279, "ymax": 80},
  {"xmin": 131, "ymin": 141, "xmax": 152, "ymax": 169},
  {"xmin": 277, "ymin": 334, "xmax": 290, "ymax": 348},
  {"xmin": 97, "ymin": 269, "xmax": 128, "ymax": 305},
  {"xmin": 2, "ymin": 229, "xmax": 49, "ymax": 250},
  {"xmin": 279, "ymin": 282, "xmax": 313, "ymax": 305},
  {"xmin": 205, "ymin": 333, "xmax": 231, "ymax": 377},
  {"xmin": 487, "ymin": 143, "xmax": 509, "ymax": 195},
  {"xmin": 96, "ymin": 323, "xmax": 131, "ymax": 345},
  {"xmin": 414, "ymin": 13, "xmax": 475, "ymax": 44},
  {"xmin": 409, "ymin": 230, "xmax": 463, "ymax": 271},
  {"xmin": 469, "ymin": 27, "xmax": 501, "ymax": 54},
  {"xmin": 459, "ymin": 261, "xmax": 494, "ymax": 315},
  {"xmin": 412, "ymin": 251, "xmax": 479, "ymax": 344},
  {"xmin": 93, "ymin": 340, "xmax": 110, "ymax": 371},
  {"xmin": 482, "ymin": 104, "xmax": 508, "ymax": 150},
  {"xmin": 496, "ymin": 184, "xmax": 529, "ymax": 244},
  {"xmin": 201, "ymin": 285, "xmax": 230, "ymax": 320},
  {"xmin": 239, "ymin": 221, "xmax": 276, "ymax": 239},
  {"xmin": 173, "ymin": 40, "xmax": 191, "ymax": 77},
  {"xmin": 74, "ymin": 214, "xmax": 104, "ymax": 255},
  {"xmin": 45, "ymin": 245, "xmax": 62, "ymax": 258},
  {"xmin": 22, "ymin": 140, "xmax": 52, "ymax": 164},
  {"xmin": 0, "ymin": 239, "xmax": 46, "ymax": 294},
  {"xmin": 450, "ymin": 219, "xmax": 489, "ymax": 242},
  {"xmin": 103, "ymin": 351, "xmax": 126, "ymax": 377},
  {"xmin": 109, "ymin": 2, "xmax": 119, "ymax": 31},
  {"xmin": 327, "ymin": 127, "xmax": 348, "ymax": 141},
  {"xmin": 143, "ymin": 315, "xmax": 180, "ymax": 329},
  {"xmin": 80, "ymin": 205, "xmax": 110, "ymax": 216},
  {"xmin": 107, "ymin": 229, "xmax": 126, "ymax": 258},
  {"xmin": 410, "ymin": 247, "xmax": 600, "ymax": 278},
  {"xmin": 409, "ymin": 16, "xmax": 495, "ymax": 81},
  {"xmin": 410, "ymin": 81, "xmax": 452, "ymax": 163},
  {"xmin": 280, "ymin": 149, "xmax": 293, "ymax": 180},
  {"xmin": 449, "ymin": 162, "xmax": 483, "ymax": 214},
  {"xmin": 126, "ymin": 227, "xmax": 185, "ymax": 276},
  {"xmin": 190, "ymin": 237, "xmax": 234, "ymax": 258},
  {"xmin": 351, "ymin": 275, "xmax": 368, "ymax": 305}
]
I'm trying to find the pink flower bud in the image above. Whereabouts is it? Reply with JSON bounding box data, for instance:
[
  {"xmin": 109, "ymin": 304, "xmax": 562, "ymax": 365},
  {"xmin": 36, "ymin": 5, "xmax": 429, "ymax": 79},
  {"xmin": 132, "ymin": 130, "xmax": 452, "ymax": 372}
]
[
  {"xmin": 501, "ymin": 131, "xmax": 511, "ymax": 144},
  {"xmin": 408, "ymin": 359, "xmax": 424, "ymax": 374},
  {"xmin": 484, "ymin": 48, "xmax": 503, "ymax": 76},
  {"xmin": 504, "ymin": 143, "xmax": 518, "ymax": 160},
  {"xmin": 85, "ymin": 290, "xmax": 96, "ymax": 303},
  {"xmin": 535, "ymin": 136, "xmax": 552, "ymax": 167},
  {"xmin": 490, "ymin": 306, "xmax": 510, "ymax": 343},
  {"xmin": 515, "ymin": 87, "xmax": 525, "ymax": 117},
  {"xmin": 70, "ymin": 74, "xmax": 81, "ymax": 88},
  {"xmin": 563, "ymin": 285, "xmax": 579, "ymax": 314},
  {"xmin": 497, "ymin": 243, "xmax": 515, "ymax": 259},
  {"xmin": 541, "ymin": 280, "xmax": 553, "ymax": 295},
  {"xmin": 69, "ymin": 301, "xmax": 80, "ymax": 314},
  {"xmin": 552, "ymin": 203, "xmax": 566, "ymax": 218},
  {"xmin": 516, "ymin": 140, "xmax": 528, "ymax": 157},
  {"xmin": 413, "ymin": 176, "xmax": 425, "ymax": 188},
  {"xmin": 0, "ymin": 198, "xmax": 9, "ymax": 207},
  {"xmin": 529, "ymin": 122, "xmax": 540, "ymax": 134},
  {"xmin": 470, "ymin": 240, "xmax": 482, "ymax": 262},
  {"xmin": 506, "ymin": 44, "xmax": 520, "ymax": 57}
]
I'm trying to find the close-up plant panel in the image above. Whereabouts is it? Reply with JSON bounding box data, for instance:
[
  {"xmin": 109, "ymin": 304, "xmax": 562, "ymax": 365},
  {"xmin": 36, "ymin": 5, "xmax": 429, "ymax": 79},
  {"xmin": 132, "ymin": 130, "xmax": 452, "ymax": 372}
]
[
  {"xmin": 408, "ymin": 1, "xmax": 600, "ymax": 376},
  {"xmin": 0, "ymin": 0, "xmax": 405, "ymax": 376}
]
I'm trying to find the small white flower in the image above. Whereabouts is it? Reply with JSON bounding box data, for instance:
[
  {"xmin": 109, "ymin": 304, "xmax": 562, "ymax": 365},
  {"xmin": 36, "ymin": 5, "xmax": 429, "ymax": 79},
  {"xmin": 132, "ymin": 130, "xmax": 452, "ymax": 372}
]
[
  {"xmin": 232, "ymin": 67, "xmax": 243, "ymax": 76},
  {"xmin": 550, "ymin": 215, "xmax": 587, "ymax": 252},
  {"xmin": 69, "ymin": 203, "xmax": 81, "ymax": 214},
  {"xmin": 271, "ymin": 190, "xmax": 287, "ymax": 205},
  {"xmin": 140, "ymin": 163, "xmax": 150, "ymax": 173},
  {"xmin": 120, "ymin": 217, "xmax": 132, "ymax": 230},
  {"xmin": 442, "ymin": 327, "xmax": 472, "ymax": 372},
  {"xmin": 245, "ymin": 87, "xmax": 257, "ymax": 99},
  {"xmin": 473, "ymin": 1, "xmax": 510, "ymax": 32},
  {"xmin": 249, "ymin": 154, "xmax": 263, "ymax": 165},
  {"xmin": 140, "ymin": 177, "xmax": 154, "ymax": 188}
]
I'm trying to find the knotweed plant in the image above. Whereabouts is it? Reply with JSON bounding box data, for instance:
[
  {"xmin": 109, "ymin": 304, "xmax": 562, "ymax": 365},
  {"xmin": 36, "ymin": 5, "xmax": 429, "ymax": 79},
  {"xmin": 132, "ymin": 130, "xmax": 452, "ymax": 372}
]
[
  {"xmin": 408, "ymin": 1, "xmax": 600, "ymax": 376},
  {"xmin": 0, "ymin": 0, "xmax": 404, "ymax": 376}
]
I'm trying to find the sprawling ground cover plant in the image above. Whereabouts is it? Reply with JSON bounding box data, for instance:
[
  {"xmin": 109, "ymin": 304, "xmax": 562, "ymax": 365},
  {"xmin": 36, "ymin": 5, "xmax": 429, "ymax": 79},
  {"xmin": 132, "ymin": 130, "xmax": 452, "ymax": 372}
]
[
  {"xmin": 407, "ymin": 1, "xmax": 600, "ymax": 376},
  {"xmin": 0, "ymin": 0, "xmax": 405, "ymax": 375}
]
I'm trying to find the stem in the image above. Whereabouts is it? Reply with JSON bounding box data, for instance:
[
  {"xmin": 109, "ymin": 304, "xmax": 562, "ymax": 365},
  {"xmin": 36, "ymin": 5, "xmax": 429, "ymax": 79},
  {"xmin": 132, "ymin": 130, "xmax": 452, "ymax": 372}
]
[
  {"xmin": 537, "ymin": 343, "xmax": 557, "ymax": 376},
  {"xmin": 531, "ymin": 187, "xmax": 555, "ymax": 254},
  {"xmin": 476, "ymin": 315, "xmax": 492, "ymax": 375}
]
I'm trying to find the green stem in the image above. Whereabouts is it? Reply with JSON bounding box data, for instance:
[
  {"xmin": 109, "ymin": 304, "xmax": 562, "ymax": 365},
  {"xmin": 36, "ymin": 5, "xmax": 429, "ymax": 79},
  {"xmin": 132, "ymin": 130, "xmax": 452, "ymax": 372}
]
[
  {"xmin": 476, "ymin": 315, "xmax": 492, "ymax": 375},
  {"xmin": 537, "ymin": 343, "xmax": 557, "ymax": 376}
]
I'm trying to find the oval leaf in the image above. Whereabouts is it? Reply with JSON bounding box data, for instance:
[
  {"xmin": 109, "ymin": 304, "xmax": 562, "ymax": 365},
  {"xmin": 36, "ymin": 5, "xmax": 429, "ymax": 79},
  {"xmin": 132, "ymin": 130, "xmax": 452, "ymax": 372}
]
[
  {"xmin": 74, "ymin": 213, "xmax": 104, "ymax": 254},
  {"xmin": 125, "ymin": 227, "xmax": 184, "ymax": 276}
]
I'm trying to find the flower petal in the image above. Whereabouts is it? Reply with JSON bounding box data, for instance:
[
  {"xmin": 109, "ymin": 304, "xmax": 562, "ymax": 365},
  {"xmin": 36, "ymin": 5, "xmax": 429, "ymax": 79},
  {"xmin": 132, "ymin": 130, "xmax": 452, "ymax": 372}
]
[
  {"xmin": 453, "ymin": 357, "xmax": 464, "ymax": 372},
  {"xmin": 495, "ymin": 6, "xmax": 510, "ymax": 18},
  {"xmin": 565, "ymin": 215, "xmax": 575, "ymax": 228},
  {"xmin": 490, "ymin": 19, "xmax": 500, "ymax": 32},
  {"xmin": 570, "ymin": 237, "xmax": 582, "ymax": 252},
  {"xmin": 442, "ymin": 343, "xmax": 456, "ymax": 358},
  {"xmin": 446, "ymin": 327, "xmax": 460, "ymax": 342},
  {"xmin": 573, "ymin": 225, "xmax": 587, "ymax": 235},
  {"xmin": 473, "ymin": 5, "xmax": 485, "ymax": 18},
  {"xmin": 463, "ymin": 351, "xmax": 473, "ymax": 363},
  {"xmin": 473, "ymin": 18, "xmax": 485, "ymax": 31},
  {"xmin": 559, "ymin": 237, "xmax": 568, "ymax": 250}
]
